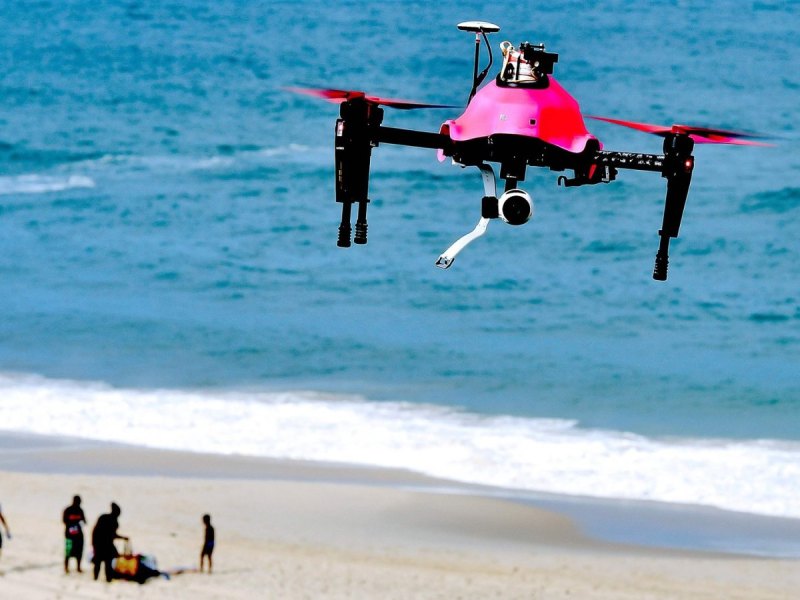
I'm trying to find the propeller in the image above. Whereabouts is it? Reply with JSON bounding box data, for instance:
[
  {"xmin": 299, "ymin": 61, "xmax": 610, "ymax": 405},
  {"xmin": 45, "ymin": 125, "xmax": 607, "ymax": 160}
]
[
  {"xmin": 588, "ymin": 116, "xmax": 770, "ymax": 146},
  {"xmin": 287, "ymin": 86, "xmax": 455, "ymax": 110}
]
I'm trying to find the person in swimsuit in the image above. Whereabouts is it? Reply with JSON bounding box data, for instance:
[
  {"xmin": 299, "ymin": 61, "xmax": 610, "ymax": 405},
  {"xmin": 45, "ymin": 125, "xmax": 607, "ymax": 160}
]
[{"xmin": 63, "ymin": 495, "xmax": 86, "ymax": 573}]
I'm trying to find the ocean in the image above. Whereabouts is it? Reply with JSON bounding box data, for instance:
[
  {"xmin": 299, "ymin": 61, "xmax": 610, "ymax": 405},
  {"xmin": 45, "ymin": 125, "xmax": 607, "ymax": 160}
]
[{"xmin": 1, "ymin": 0, "xmax": 798, "ymax": 532}]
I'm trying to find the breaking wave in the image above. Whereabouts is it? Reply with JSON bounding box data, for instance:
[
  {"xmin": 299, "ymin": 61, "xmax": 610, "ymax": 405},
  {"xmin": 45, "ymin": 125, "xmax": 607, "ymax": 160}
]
[
  {"xmin": 0, "ymin": 372, "xmax": 798, "ymax": 520},
  {"xmin": 0, "ymin": 174, "xmax": 96, "ymax": 195}
]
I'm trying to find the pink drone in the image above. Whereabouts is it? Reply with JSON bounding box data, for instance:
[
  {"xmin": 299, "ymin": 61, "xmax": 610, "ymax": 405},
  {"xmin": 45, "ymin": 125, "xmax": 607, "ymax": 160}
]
[{"xmin": 292, "ymin": 21, "xmax": 764, "ymax": 280}]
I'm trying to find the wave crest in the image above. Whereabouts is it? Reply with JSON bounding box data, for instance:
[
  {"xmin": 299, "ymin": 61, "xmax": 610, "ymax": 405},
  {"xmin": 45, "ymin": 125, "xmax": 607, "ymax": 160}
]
[
  {"xmin": 0, "ymin": 372, "xmax": 798, "ymax": 519},
  {"xmin": 0, "ymin": 174, "xmax": 96, "ymax": 195}
]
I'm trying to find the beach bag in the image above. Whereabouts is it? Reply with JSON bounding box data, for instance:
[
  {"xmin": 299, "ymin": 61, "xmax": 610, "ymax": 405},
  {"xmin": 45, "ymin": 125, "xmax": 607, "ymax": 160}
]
[{"xmin": 112, "ymin": 540, "xmax": 162, "ymax": 584}]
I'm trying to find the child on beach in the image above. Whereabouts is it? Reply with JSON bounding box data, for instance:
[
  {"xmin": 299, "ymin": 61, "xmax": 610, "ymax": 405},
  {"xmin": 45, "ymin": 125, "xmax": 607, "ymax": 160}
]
[{"xmin": 200, "ymin": 514, "xmax": 214, "ymax": 573}]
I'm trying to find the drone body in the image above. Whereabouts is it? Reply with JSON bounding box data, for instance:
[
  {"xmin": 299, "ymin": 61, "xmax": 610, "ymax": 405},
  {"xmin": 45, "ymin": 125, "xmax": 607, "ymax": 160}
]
[
  {"xmin": 292, "ymin": 21, "xmax": 762, "ymax": 280},
  {"xmin": 442, "ymin": 72, "xmax": 596, "ymax": 154}
]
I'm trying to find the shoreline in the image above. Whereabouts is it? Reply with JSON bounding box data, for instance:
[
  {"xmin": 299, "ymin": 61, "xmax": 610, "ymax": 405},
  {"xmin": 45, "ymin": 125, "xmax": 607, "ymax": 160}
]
[
  {"xmin": 2, "ymin": 429, "xmax": 800, "ymax": 558},
  {"xmin": 0, "ymin": 430, "xmax": 798, "ymax": 598}
]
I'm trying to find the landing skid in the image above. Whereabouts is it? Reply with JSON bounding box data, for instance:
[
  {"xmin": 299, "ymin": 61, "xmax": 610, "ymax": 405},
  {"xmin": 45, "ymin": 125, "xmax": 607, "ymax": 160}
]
[{"xmin": 436, "ymin": 164, "xmax": 496, "ymax": 269}]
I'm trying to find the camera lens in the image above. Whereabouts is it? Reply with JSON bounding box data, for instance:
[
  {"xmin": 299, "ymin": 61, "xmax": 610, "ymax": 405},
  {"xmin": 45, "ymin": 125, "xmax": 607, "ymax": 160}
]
[{"xmin": 500, "ymin": 192, "xmax": 532, "ymax": 225}]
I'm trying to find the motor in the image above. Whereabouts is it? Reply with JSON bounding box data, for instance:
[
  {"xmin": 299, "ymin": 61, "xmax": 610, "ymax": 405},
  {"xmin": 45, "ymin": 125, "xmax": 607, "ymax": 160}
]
[{"xmin": 497, "ymin": 188, "xmax": 533, "ymax": 225}]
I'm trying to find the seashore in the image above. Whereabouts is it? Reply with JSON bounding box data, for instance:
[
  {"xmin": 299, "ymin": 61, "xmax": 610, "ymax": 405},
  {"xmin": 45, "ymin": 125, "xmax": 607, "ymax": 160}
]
[{"xmin": 0, "ymin": 432, "xmax": 797, "ymax": 599}]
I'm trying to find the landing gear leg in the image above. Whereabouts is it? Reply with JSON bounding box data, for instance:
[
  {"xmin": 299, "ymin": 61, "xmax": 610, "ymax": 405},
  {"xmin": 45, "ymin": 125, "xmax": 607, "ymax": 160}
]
[
  {"xmin": 653, "ymin": 134, "xmax": 694, "ymax": 281},
  {"xmin": 335, "ymin": 99, "xmax": 383, "ymax": 247},
  {"xmin": 435, "ymin": 164, "xmax": 497, "ymax": 269}
]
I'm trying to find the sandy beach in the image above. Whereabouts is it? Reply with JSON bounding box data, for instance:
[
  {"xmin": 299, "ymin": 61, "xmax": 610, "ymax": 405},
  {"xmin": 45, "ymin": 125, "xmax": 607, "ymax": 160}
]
[{"xmin": 0, "ymin": 434, "xmax": 797, "ymax": 599}]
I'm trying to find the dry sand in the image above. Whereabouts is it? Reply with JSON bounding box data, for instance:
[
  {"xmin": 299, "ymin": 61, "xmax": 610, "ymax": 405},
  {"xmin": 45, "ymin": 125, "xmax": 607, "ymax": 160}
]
[{"xmin": 0, "ymin": 439, "xmax": 797, "ymax": 599}]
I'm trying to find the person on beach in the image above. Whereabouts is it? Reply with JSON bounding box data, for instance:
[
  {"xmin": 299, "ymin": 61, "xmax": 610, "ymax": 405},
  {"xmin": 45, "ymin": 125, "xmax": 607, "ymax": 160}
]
[
  {"xmin": 91, "ymin": 502, "xmax": 128, "ymax": 582},
  {"xmin": 200, "ymin": 513, "xmax": 214, "ymax": 573},
  {"xmin": 0, "ymin": 502, "xmax": 10, "ymax": 558},
  {"xmin": 63, "ymin": 495, "xmax": 86, "ymax": 573}
]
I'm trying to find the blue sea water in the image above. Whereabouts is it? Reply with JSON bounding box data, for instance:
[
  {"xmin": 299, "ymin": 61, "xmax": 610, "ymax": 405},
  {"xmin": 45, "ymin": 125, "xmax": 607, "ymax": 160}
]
[{"xmin": 1, "ymin": 0, "xmax": 799, "ymax": 525}]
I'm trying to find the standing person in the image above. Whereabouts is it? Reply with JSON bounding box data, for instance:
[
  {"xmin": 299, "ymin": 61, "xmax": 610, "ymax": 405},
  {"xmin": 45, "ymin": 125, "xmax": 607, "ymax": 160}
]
[
  {"xmin": 63, "ymin": 495, "xmax": 86, "ymax": 573},
  {"xmin": 200, "ymin": 514, "xmax": 214, "ymax": 573},
  {"xmin": 91, "ymin": 502, "xmax": 128, "ymax": 582},
  {"xmin": 0, "ymin": 502, "xmax": 10, "ymax": 559}
]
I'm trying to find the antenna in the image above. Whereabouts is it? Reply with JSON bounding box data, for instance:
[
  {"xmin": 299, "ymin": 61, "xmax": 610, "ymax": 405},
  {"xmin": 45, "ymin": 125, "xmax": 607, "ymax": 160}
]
[
  {"xmin": 457, "ymin": 22, "xmax": 500, "ymax": 103},
  {"xmin": 456, "ymin": 21, "xmax": 501, "ymax": 34}
]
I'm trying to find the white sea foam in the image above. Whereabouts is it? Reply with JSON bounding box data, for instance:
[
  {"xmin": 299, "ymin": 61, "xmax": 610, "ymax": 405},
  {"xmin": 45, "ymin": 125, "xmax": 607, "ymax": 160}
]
[
  {"xmin": 76, "ymin": 145, "xmax": 318, "ymax": 175},
  {"xmin": 256, "ymin": 143, "xmax": 314, "ymax": 158},
  {"xmin": 84, "ymin": 154, "xmax": 236, "ymax": 173},
  {"xmin": 0, "ymin": 372, "xmax": 798, "ymax": 519},
  {"xmin": 0, "ymin": 174, "xmax": 96, "ymax": 195}
]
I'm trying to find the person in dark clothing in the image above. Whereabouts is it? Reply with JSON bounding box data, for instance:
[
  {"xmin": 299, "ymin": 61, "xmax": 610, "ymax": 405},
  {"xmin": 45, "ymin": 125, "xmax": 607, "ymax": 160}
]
[
  {"xmin": 200, "ymin": 513, "xmax": 214, "ymax": 573},
  {"xmin": 0, "ymin": 502, "xmax": 10, "ymax": 559},
  {"xmin": 63, "ymin": 495, "xmax": 86, "ymax": 573},
  {"xmin": 91, "ymin": 502, "xmax": 128, "ymax": 582}
]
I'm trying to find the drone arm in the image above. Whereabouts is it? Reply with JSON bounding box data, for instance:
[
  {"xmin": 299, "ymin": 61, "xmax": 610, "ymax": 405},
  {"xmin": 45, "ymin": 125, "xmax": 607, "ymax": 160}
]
[
  {"xmin": 375, "ymin": 126, "xmax": 452, "ymax": 151},
  {"xmin": 593, "ymin": 150, "xmax": 665, "ymax": 173}
]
